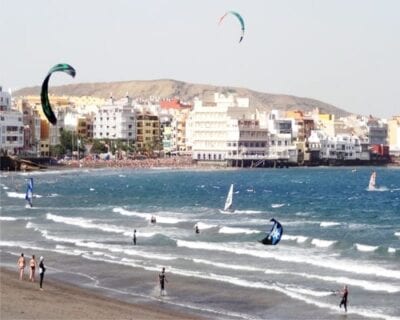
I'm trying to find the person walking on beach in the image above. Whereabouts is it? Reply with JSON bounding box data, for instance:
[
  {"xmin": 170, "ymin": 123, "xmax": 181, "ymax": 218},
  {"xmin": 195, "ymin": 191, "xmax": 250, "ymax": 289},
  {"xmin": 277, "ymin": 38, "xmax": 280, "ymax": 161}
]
[
  {"xmin": 133, "ymin": 229, "xmax": 137, "ymax": 245},
  {"xmin": 339, "ymin": 285, "xmax": 349, "ymax": 312},
  {"xmin": 39, "ymin": 256, "xmax": 46, "ymax": 290},
  {"xmin": 17, "ymin": 253, "xmax": 26, "ymax": 280},
  {"xmin": 159, "ymin": 267, "xmax": 168, "ymax": 296},
  {"xmin": 29, "ymin": 255, "xmax": 37, "ymax": 282}
]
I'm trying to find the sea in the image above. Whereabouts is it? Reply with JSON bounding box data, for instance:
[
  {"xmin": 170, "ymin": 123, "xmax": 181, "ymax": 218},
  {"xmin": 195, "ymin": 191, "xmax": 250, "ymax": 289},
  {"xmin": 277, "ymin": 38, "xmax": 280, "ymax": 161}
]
[{"xmin": 1, "ymin": 166, "xmax": 399, "ymax": 320}]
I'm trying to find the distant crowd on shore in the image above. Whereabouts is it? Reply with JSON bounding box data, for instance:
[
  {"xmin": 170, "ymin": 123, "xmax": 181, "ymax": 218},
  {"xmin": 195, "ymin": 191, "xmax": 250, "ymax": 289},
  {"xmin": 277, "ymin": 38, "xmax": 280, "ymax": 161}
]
[{"xmin": 59, "ymin": 156, "xmax": 196, "ymax": 169}]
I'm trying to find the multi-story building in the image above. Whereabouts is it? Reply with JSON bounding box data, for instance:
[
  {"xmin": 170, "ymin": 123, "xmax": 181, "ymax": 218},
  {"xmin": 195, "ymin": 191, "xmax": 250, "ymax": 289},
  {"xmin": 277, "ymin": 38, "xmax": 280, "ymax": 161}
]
[
  {"xmin": 367, "ymin": 118, "xmax": 388, "ymax": 145},
  {"xmin": 17, "ymin": 100, "xmax": 41, "ymax": 155},
  {"xmin": 159, "ymin": 112, "xmax": 173, "ymax": 153},
  {"xmin": 264, "ymin": 110, "xmax": 297, "ymax": 163},
  {"xmin": 77, "ymin": 116, "xmax": 93, "ymax": 140},
  {"xmin": 93, "ymin": 97, "xmax": 136, "ymax": 142},
  {"xmin": 188, "ymin": 93, "xmax": 253, "ymax": 161},
  {"xmin": 40, "ymin": 119, "xmax": 50, "ymax": 156},
  {"xmin": 388, "ymin": 116, "xmax": 400, "ymax": 156},
  {"xmin": 307, "ymin": 131, "xmax": 369, "ymax": 163},
  {"xmin": 0, "ymin": 87, "xmax": 24, "ymax": 155},
  {"xmin": 136, "ymin": 112, "xmax": 161, "ymax": 153},
  {"xmin": 171, "ymin": 108, "xmax": 190, "ymax": 153}
]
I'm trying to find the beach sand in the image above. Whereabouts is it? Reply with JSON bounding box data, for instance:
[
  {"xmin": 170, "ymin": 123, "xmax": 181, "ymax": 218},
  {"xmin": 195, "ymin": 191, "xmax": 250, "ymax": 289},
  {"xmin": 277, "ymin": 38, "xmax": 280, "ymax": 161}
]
[{"xmin": 0, "ymin": 267, "xmax": 203, "ymax": 320}]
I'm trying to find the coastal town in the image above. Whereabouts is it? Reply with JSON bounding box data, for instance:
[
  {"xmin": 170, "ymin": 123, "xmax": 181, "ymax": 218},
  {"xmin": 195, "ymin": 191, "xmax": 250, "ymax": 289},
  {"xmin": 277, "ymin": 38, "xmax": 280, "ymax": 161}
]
[{"xmin": 0, "ymin": 85, "xmax": 399, "ymax": 170}]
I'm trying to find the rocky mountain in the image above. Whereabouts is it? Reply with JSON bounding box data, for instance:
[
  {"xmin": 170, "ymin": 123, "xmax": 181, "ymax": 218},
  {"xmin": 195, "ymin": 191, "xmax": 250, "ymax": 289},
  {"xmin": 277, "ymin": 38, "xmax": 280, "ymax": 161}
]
[{"xmin": 13, "ymin": 79, "xmax": 350, "ymax": 117}]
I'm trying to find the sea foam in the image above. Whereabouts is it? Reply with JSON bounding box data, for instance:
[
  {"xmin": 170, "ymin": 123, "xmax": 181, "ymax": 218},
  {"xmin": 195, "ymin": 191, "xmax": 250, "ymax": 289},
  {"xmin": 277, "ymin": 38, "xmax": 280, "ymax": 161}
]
[
  {"xmin": 218, "ymin": 226, "xmax": 260, "ymax": 234},
  {"xmin": 355, "ymin": 243, "xmax": 379, "ymax": 252}
]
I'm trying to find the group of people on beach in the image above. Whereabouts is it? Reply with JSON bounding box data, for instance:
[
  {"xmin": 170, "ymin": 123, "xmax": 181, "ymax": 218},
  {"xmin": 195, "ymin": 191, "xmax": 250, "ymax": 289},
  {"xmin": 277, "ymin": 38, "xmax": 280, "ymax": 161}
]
[
  {"xmin": 61, "ymin": 156, "xmax": 195, "ymax": 170},
  {"xmin": 17, "ymin": 253, "xmax": 46, "ymax": 289}
]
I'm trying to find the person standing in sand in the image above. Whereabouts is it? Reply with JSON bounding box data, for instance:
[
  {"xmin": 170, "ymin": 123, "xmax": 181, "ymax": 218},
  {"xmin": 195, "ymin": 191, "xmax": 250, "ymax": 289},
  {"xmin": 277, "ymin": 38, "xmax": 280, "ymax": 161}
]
[
  {"xmin": 17, "ymin": 253, "xmax": 26, "ymax": 280},
  {"xmin": 39, "ymin": 256, "xmax": 46, "ymax": 290},
  {"xmin": 159, "ymin": 267, "xmax": 168, "ymax": 296},
  {"xmin": 339, "ymin": 285, "xmax": 349, "ymax": 312},
  {"xmin": 29, "ymin": 255, "xmax": 37, "ymax": 282}
]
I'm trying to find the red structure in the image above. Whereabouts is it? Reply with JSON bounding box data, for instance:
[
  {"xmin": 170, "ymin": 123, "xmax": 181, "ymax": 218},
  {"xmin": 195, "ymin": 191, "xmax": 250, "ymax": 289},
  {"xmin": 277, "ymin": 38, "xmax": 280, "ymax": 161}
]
[{"xmin": 160, "ymin": 99, "xmax": 191, "ymax": 110}]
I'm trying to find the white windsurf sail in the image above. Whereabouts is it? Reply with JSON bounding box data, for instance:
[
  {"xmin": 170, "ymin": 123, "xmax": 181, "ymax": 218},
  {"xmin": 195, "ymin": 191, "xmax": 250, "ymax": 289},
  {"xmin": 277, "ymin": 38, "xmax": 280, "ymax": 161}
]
[
  {"xmin": 368, "ymin": 171, "xmax": 376, "ymax": 190},
  {"xmin": 224, "ymin": 184, "xmax": 234, "ymax": 211}
]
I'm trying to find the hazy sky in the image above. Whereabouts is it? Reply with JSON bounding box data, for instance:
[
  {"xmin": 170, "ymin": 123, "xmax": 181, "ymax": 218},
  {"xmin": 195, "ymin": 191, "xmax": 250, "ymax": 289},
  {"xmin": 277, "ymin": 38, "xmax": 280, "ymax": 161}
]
[{"xmin": 1, "ymin": 0, "xmax": 399, "ymax": 118}]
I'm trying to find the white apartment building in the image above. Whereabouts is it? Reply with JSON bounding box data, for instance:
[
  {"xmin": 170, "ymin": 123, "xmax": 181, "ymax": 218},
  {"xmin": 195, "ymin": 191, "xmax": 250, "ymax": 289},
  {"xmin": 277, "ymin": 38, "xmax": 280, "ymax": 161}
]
[
  {"xmin": 388, "ymin": 116, "xmax": 400, "ymax": 156},
  {"xmin": 264, "ymin": 110, "xmax": 297, "ymax": 162},
  {"xmin": 0, "ymin": 87, "xmax": 24, "ymax": 154},
  {"xmin": 319, "ymin": 134, "xmax": 365, "ymax": 160},
  {"xmin": 309, "ymin": 131, "xmax": 369, "ymax": 162},
  {"xmin": 188, "ymin": 93, "xmax": 253, "ymax": 161},
  {"xmin": 93, "ymin": 97, "xmax": 136, "ymax": 141}
]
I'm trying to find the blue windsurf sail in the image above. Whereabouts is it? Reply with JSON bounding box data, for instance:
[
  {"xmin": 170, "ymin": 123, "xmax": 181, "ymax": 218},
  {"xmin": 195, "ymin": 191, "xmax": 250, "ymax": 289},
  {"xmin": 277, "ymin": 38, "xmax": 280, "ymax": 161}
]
[
  {"xmin": 260, "ymin": 218, "xmax": 283, "ymax": 245},
  {"xmin": 25, "ymin": 178, "xmax": 34, "ymax": 207}
]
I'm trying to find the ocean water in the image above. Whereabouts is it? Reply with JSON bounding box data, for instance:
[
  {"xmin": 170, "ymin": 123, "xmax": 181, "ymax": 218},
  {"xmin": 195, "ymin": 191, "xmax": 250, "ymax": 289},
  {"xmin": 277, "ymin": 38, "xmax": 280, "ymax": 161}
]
[{"xmin": 1, "ymin": 167, "xmax": 399, "ymax": 319}]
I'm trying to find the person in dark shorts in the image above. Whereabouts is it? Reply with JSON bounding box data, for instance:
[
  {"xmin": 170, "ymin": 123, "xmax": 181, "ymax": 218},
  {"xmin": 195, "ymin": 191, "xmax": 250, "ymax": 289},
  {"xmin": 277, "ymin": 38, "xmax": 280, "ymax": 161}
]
[
  {"xmin": 159, "ymin": 267, "xmax": 168, "ymax": 296},
  {"xmin": 39, "ymin": 256, "xmax": 46, "ymax": 290},
  {"xmin": 339, "ymin": 285, "xmax": 349, "ymax": 312}
]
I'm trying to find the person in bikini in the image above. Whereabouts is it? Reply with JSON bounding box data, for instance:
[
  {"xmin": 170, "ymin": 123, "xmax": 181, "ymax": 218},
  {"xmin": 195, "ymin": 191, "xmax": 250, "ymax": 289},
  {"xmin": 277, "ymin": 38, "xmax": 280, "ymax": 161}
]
[
  {"xmin": 29, "ymin": 255, "xmax": 37, "ymax": 282},
  {"xmin": 17, "ymin": 253, "xmax": 26, "ymax": 280}
]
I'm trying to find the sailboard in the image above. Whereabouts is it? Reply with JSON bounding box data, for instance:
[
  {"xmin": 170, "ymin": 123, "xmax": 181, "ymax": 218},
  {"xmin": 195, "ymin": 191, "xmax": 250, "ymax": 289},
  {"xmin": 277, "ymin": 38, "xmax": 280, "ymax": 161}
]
[
  {"xmin": 224, "ymin": 184, "xmax": 234, "ymax": 212},
  {"xmin": 368, "ymin": 171, "xmax": 376, "ymax": 190},
  {"xmin": 260, "ymin": 218, "xmax": 283, "ymax": 245},
  {"xmin": 25, "ymin": 178, "xmax": 33, "ymax": 207}
]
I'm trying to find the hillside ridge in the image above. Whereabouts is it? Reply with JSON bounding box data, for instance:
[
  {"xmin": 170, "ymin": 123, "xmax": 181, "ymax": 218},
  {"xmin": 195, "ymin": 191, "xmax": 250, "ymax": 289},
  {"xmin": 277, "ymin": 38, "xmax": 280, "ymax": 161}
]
[{"xmin": 13, "ymin": 79, "xmax": 350, "ymax": 117}]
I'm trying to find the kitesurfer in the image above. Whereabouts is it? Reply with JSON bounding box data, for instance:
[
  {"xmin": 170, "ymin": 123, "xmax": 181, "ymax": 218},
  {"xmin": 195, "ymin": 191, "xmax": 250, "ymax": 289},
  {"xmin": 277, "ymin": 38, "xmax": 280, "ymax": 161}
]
[
  {"xmin": 195, "ymin": 224, "xmax": 200, "ymax": 234},
  {"xmin": 151, "ymin": 216, "xmax": 156, "ymax": 224},
  {"xmin": 159, "ymin": 267, "xmax": 168, "ymax": 296},
  {"xmin": 133, "ymin": 229, "xmax": 137, "ymax": 245},
  {"xmin": 339, "ymin": 285, "xmax": 349, "ymax": 312}
]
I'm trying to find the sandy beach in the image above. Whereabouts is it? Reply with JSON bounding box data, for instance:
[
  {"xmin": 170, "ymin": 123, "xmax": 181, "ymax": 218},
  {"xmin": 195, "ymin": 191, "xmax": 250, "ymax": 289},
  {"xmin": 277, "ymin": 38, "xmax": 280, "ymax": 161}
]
[{"xmin": 0, "ymin": 267, "xmax": 203, "ymax": 320}]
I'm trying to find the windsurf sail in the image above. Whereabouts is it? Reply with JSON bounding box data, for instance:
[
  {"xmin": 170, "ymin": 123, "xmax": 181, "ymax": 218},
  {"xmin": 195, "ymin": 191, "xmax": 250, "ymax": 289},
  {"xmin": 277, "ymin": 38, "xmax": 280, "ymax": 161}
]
[
  {"xmin": 260, "ymin": 218, "xmax": 283, "ymax": 245},
  {"xmin": 368, "ymin": 171, "xmax": 376, "ymax": 189},
  {"xmin": 224, "ymin": 184, "xmax": 234, "ymax": 211},
  {"xmin": 25, "ymin": 178, "xmax": 33, "ymax": 207}
]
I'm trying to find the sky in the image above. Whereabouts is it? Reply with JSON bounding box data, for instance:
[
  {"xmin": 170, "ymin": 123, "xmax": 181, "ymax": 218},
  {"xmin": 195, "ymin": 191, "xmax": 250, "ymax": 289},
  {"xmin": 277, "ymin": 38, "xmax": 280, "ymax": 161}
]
[{"xmin": 1, "ymin": 0, "xmax": 399, "ymax": 118}]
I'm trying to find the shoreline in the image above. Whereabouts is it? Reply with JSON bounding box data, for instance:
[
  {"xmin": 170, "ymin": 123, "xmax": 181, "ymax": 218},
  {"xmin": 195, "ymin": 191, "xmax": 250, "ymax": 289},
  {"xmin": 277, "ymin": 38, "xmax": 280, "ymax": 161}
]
[{"xmin": 0, "ymin": 267, "xmax": 204, "ymax": 320}]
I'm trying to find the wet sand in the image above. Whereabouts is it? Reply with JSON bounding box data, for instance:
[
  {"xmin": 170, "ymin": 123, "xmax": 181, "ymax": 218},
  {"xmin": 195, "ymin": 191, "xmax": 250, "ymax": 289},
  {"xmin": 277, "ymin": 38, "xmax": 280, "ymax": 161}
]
[{"xmin": 0, "ymin": 267, "xmax": 203, "ymax": 320}]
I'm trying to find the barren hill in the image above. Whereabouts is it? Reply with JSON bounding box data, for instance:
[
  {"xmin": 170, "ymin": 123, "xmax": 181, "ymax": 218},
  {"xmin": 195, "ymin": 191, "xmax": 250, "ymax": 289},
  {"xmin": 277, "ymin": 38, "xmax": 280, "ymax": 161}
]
[{"xmin": 14, "ymin": 79, "xmax": 350, "ymax": 117}]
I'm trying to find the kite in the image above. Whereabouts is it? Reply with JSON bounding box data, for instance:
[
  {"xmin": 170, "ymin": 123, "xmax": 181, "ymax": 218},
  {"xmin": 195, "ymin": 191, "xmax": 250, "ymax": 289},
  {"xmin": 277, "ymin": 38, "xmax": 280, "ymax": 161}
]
[
  {"xmin": 260, "ymin": 218, "xmax": 283, "ymax": 245},
  {"xmin": 219, "ymin": 11, "xmax": 245, "ymax": 43},
  {"xmin": 41, "ymin": 63, "xmax": 76, "ymax": 125}
]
